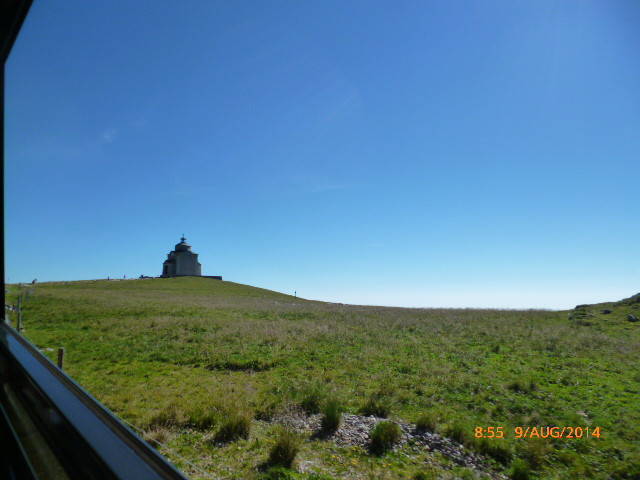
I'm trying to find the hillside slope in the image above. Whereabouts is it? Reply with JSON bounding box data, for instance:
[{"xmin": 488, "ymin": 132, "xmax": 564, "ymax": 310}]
[
  {"xmin": 569, "ymin": 292, "xmax": 640, "ymax": 326},
  {"xmin": 6, "ymin": 279, "xmax": 640, "ymax": 479}
]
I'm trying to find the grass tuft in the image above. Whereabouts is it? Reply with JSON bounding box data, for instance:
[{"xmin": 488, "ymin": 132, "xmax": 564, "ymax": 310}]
[
  {"xmin": 188, "ymin": 405, "xmax": 217, "ymax": 430},
  {"xmin": 509, "ymin": 458, "xmax": 531, "ymax": 480},
  {"xmin": 214, "ymin": 408, "xmax": 252, "ymax": 443},
  {"xmin": 412, "ymin": 473, "xmax": 433, "ymax": 480},
  {"xmin": 300, "ymin": 385, "xmax": 326, "ymax": 414},
  {"xmin": 370, "ymin": 421, "xmax": 402, "ymax": 456},
  {"xmin": 147, "ymin": 403, "xmax": 186, "ymax": 429},
  {"xmin": 415, "ymin": 412, "xmax": 438, "ymax": 432},
  {"xmin": 360, "ymin": 389, "xmax": 392, "ymax": 418},
  {"xmin": 143, "ymin": 427, "xmax": 172, "ymax": 449},
  {"xmin": 507, "ymin": 379, "xmax": 536, "ymax": 394},
  {"xmin": 515, "ymin": 438, "xmax": 550, "ymax": 470},
  {"xmin": 320, "ymin": 397, "xmax": 343, "ymax": 434},
  {"xmin": 445, "ymin": 422, "xmax": 469, "ymax": 445},
  {"xmin": 472, "ymin": 437, "xmax": 513, "ymax": 465},
  {"xmin": 260, "ymin": 466, "xmax": 295, "ymax": 480},
  {"xmin": 267, "ymin": 428, "xmax": 300, "ymax": 469}
]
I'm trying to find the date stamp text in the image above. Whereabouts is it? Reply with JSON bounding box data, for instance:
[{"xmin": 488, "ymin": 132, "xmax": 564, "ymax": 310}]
[{"xmin": 474, "ymin": 426, "xmax": 601, "ymax": 439}]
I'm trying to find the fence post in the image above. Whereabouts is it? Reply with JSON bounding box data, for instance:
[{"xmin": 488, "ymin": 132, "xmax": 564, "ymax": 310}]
[
  {"xmin": 17, "ymin": 295, "xmax": 22, "ymax": 331},
  {"xmin": 58, "ymin": 348, "xmax": 65, "ymax": 370}
]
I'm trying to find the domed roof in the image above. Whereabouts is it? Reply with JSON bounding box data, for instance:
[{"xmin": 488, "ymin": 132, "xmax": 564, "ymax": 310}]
[{"xmin": 174, "ymin": 236, "xmax": 192, "ymax": 252}]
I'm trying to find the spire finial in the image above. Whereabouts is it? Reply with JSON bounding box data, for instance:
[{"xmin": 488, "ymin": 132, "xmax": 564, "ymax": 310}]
[{"xmin": 181, "ymin": 234, "xmax": 186, "ymax": 242}]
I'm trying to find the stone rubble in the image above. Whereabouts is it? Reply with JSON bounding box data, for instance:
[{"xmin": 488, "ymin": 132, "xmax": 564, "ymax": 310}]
[{"xmin": 269, "ymin": 408, "xmax": 506, "ymax": 478}]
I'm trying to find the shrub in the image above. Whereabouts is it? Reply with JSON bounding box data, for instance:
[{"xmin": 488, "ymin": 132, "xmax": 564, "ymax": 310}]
[
  {"xmin": 320, "ymin": 398, "xmax": 342, "ymax": 434},
  {"xmin": 370, "ymin": 421, "xmax": 402, "ymax": 456},
  {"xmin": 268, "ymin": 428, "xmax": 300, "ymax": 469},
  {"xmin": 415, "ymin": 412, "xmax": 438, "ymax": 432},
  {"xmin": 214, "ymin": 409, "xmax": 252, "ymax": 443}
]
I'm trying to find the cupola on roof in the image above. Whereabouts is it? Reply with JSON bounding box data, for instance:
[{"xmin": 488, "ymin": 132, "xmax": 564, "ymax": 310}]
[{"xmin": 175, "ymin": 235, "xmax": 192, "ymax": 252}]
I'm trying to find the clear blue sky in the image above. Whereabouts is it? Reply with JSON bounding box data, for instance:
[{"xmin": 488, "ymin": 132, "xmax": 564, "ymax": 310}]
[{"xmin": 5, "ymin": 1, "xmax": 639, "ymax": 309}]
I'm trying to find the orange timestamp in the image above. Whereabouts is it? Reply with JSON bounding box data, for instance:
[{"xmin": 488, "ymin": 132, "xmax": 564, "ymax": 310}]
[
  {"xmin": 474, "ymin": 427, "xmax": 506, "ymax": 438},
  {"xmin": 475, "ymin": 426, "xmax": 602, "ymax": 439}
]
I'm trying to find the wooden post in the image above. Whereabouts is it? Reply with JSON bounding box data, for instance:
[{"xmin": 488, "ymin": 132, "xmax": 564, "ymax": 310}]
[
  {"xmin": 17, "ymin": 295, "xmax": 22, "ymax": 331},
  {"xmin": 57, "ymin": 348, "xmax": 65, "ymax": 370}
]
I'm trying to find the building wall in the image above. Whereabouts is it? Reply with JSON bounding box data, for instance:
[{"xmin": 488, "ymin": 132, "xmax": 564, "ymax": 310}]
[
  {"xmin": 162, "ymin": 262, "xmax": 176, "ymax": 277},
  {"xmin": 173, "ymin": 252, "xmax": 201, "ymax": 276}
]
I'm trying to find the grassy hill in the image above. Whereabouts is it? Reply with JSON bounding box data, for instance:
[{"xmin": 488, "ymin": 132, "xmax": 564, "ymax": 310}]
[{"xmin": 5, "ymin": 278, "xmax": 640, "ymax": 479}]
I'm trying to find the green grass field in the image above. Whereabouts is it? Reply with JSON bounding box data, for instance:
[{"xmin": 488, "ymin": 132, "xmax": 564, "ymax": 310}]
[{"xmin": 5, "ymin": 278, "xmax": 640, "ymax": 479}]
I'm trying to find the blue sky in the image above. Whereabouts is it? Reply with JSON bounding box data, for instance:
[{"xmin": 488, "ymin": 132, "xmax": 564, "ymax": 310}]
[{"xmin": 5, "ymin": 1, "xmax": 639, "ymax": 308}]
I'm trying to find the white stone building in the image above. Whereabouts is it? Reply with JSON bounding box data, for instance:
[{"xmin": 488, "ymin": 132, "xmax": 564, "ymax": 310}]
[{"xmin": 161, "ymin": 236, "xmax": 202, "ymax": 277}]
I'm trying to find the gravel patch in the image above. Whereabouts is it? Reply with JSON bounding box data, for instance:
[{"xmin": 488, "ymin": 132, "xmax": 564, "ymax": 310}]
[{"xmin": 267, "ymin": 407, "xmax": 506, "ymax": 478}]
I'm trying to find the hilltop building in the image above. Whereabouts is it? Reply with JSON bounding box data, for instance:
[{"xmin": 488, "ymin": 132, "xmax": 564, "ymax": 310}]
[{"xmin": 161, "ymin": 236, "xmax": 202, "ymax": 277}]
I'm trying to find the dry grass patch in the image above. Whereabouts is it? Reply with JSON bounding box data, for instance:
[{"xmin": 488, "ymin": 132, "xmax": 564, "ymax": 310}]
[{"xmin": 143, "ymin": 427, "xmax": 173, "ymax": 449}]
